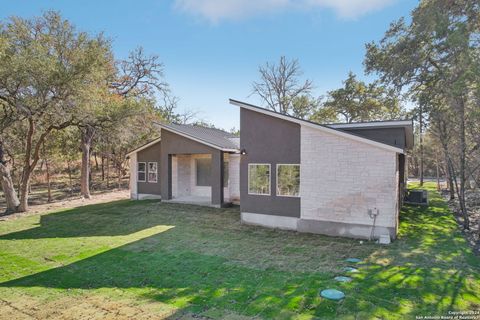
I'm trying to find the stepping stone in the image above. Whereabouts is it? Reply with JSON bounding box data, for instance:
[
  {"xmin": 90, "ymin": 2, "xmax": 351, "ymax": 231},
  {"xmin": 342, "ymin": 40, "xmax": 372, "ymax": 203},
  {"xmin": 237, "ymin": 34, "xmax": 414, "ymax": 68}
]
[
  {"xmin": 334, "ymin": 276, "xmax": 352, "ymax": 282},
  {"xmin": 344, "ymin": 267, "xmax": 359, "ymax": 273},
  {"xmin": 346, "ymin": 258, "xmax": 361, "ymax": 263},
  {"xmin": 320, "ymin": 289, "xmax": 345, "ymax": 301}
]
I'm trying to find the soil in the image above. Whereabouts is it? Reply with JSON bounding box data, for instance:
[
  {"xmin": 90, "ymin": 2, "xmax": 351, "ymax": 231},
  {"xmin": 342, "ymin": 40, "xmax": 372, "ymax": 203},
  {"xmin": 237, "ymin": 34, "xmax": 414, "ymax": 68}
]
[{"xmin": 0, "ymin": 189, "xmax": 129, "ymax": 221}]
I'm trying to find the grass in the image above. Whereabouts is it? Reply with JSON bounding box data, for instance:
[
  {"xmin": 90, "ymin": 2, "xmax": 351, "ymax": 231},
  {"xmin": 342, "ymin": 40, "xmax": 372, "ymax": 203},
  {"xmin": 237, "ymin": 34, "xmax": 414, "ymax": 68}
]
[{"xmin": 0, "ymin": 182, "xmax": 478, "ymax": 319}]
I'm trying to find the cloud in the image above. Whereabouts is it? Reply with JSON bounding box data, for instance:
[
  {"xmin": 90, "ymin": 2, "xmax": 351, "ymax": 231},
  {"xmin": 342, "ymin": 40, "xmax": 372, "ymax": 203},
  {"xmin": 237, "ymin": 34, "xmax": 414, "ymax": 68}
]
[{"xmin": 173, "ymin": 0, "xmax": 396, "ymax": 23}]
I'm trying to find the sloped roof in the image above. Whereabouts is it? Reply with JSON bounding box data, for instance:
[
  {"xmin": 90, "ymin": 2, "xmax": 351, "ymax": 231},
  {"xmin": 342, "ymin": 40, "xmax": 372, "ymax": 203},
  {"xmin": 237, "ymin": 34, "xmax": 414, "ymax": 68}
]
[
  {"xmin": 230, "ymin": 99, "xmax": 408, "ymax": 154},
  {"xmin": 155, "ymin": 122, "xmax": 240, "ymax": 151}
]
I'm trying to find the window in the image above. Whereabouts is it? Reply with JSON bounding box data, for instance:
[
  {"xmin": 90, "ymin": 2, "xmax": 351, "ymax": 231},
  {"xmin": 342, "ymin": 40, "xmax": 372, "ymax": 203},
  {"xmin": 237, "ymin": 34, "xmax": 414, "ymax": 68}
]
[
  {"xmin": 248, "ymin": 164, "xmax": 270, "ymax": 195},
  {"xmin": 148, "ymin": 162, "xmax": 158, "ymax": 183},
  {"xmin": 223, "ymin": 161, "xmax": 229, "ymax": 187},
  {"xmin": 277, "ymin": 164, "xmax": 300, "ymax": 197},
  {"xmin": 196, "ymin": 158, "xmax": 211, "ymax": 186},
  {"xmin": 138, "ymin": 162, "xmax": 146, "ymax": 182}
]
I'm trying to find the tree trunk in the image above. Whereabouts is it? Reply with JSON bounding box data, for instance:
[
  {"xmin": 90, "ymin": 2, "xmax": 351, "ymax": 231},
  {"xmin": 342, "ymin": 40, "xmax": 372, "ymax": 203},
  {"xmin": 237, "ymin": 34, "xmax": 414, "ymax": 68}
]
[
  {"xmin": 18, "ymin": 170, "xmax": 31, "ymax": 212},
  {"xmin": 67, "ymin": 160, "xmax": 73, "ymax": 192},
  {"xmin": 419, "ymin": 104, "xmax": 424, "ymax": 186},
  {"xmin": 94, "ymin": 152, "xmax": 99, "ymax": 171},
  {"xmin": 106, "ymin": 152, "xmax": 110, "ymax": 188},
  {"xmin": 80, "ymin": 125, "xmax": 95, "ymax": 199},
  {"xmin": 436, "ymin": 151, "xmax": 440, "ymax": 191},
  {"xmin": 45, "ymin": 159, "xmax": 52, "ymax": 203},
  {"xmin": 0, "ymin": 142, "xmax": 20, "ymax": 214},
  {"xmin": 0, "ymin": 163, "xmax": 20, "ymax": 214},
  {"xmin": 101, "ymin": 155, "xmax": 105, "ymax": 181},
  {"xmin": 457, "ymin": 98, "xmax": 469, "ymax": 230}
]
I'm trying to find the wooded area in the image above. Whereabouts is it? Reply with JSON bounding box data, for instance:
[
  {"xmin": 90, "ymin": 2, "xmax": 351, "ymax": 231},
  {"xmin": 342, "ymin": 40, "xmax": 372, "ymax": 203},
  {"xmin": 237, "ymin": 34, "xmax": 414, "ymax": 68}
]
[{"xmin": 1, "ymin": 1, "xmax": 479, "ymax": 249}]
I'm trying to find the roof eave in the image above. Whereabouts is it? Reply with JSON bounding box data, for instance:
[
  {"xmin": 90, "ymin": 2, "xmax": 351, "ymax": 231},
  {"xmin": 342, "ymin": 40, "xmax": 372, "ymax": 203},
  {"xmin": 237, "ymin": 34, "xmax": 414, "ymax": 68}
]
[
  {"xmin": 156, "ymin": 123, "xmax": 239, "ymax": 152},
  {"xmin": 230, "ymin": 99, "xmax": 405, "ymax": 154}
]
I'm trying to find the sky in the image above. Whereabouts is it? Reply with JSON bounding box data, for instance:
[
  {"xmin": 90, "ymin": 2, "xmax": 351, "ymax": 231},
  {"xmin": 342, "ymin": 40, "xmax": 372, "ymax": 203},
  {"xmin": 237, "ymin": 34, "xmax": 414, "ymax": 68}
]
[{"xmin": 2, "ymin": 0, "xmax": 419, "ymax": 130}]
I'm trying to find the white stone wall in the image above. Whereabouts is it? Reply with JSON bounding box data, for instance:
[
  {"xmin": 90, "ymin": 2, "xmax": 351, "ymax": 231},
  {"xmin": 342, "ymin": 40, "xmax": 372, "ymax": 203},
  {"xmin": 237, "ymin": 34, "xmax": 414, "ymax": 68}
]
[
  {"xmin": 176, "ymin": 155, "xmax": 192, "ymax": 197},
  {"xmin": 129, "ymin": 153, "xmax": 137, "ymax": 199},
  {"xmin": 300, "ymin": 126, "xmax": 398, "ymax": 228},
  {"xmin": 228, "ymin": 154, "xmax": 241, "ymax": 203}
]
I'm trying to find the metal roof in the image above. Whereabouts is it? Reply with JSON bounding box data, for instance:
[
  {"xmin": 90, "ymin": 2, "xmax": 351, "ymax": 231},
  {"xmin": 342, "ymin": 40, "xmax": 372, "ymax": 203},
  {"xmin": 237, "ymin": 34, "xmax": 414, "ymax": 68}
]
[{"xmin": 155, "ymin": 122, "xmax": 240, "ymax": 151}]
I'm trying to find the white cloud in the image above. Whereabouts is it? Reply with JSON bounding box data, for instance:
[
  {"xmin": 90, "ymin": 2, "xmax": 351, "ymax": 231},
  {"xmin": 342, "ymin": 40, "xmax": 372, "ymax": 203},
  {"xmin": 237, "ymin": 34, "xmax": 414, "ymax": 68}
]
[{"xmin": 173, "ymin": 0, "xmax": 396, "ymax": 23}]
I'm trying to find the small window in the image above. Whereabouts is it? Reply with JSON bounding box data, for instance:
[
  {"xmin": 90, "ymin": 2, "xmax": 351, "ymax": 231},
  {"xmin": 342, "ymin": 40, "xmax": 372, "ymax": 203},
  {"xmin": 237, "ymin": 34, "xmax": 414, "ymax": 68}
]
[
  {"xmin": 138, "ymin": 162, "xmax": 146, "ymax": 182},
  {"xmin": 196, "ymin": 158, "xmax": 211, "ymax": 186},
  {"xmin": 224, "ymin": 161, "xmax": 229, "ymax": 187},
  {"xmin": 148, "ymin": 162, "xmax": 158, "ymax": 183},
  {"xmin": 277, "ymin": 164, "xmax": 300, "ymax": 197},
  {"xmin": 248, "ymin": 164, "xmax": 270, "ymax": 195}
]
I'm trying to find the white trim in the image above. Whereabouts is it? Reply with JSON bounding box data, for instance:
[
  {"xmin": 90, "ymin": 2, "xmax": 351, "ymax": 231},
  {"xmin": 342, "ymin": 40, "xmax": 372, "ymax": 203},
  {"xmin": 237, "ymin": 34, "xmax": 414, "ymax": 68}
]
[
  {"xmin": 147, "ymin": 162, "xmax": 158, "ymax": 183},
  {"xmin": 126, "ymin": 137, "xmax": 161, "ymax": 156},
  {"xmin": 157, "ymin": 124, "xmax": 239, "ymax": 152},
  {"xmin": 328, "ymin": 120, "xmax": 412, "ymax": 129},
  {"xmin": 230, "ymin": 100, "xmax": 404, "ymax": 154},
  {"xmin": 137, "ymin": 162, "xmax": 146, "ymax": 182},
  {"xmin": 276, "ymin": 164, "xmax": 300, "ymax": 198},
  {"xmin": 241, "ymin": 212, "xmax": 298, "ymax": 231},
  {"xmin": 247, "ymin": 163, "xmax": 271, "ymax": 196}
]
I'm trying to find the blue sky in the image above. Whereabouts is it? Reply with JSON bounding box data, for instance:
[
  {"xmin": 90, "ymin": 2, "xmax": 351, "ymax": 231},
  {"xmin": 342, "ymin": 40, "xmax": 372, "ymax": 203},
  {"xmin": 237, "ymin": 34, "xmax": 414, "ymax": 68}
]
[{"xmin": 2, "ymin": 0, "xmax": 418, "ymax": 130}]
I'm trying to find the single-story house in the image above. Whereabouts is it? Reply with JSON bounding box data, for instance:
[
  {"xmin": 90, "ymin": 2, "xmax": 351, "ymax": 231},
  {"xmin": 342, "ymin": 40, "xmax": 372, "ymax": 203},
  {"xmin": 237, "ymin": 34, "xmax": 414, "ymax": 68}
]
[{"xmin": 127, "ymin": 99, "xmax": 413, "ymax": 240}]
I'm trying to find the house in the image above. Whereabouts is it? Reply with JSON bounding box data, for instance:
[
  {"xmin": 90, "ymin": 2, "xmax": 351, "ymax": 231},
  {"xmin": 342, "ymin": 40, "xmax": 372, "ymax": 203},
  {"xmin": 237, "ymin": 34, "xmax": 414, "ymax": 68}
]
[{"xmin": 127, "ymin": 99, "xmax": 413, "ymax": 240}]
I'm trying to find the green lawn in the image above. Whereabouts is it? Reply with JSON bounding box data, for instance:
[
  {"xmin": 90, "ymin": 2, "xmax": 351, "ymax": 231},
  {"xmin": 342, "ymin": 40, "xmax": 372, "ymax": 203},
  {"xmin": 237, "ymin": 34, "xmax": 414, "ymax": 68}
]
[{"xmin": 0, "ymin": 183, "xmax": 479, "ymax": 319}]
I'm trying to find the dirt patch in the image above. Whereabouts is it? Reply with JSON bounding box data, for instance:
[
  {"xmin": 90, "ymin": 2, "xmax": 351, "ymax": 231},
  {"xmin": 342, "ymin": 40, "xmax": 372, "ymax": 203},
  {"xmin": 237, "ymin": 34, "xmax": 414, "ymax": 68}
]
[
  {"xmin": 0, "ymin": 189, "xmax": 129, "ymax": 222},
  {"xmin": 0, "ymin": 294, "xmax": 177, "ymax": 320}
]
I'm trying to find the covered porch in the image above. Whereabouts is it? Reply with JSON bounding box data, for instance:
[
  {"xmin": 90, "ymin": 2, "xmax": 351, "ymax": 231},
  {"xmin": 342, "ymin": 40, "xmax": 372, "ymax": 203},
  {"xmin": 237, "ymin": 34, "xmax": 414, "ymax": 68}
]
[{"xmin": 164, "ymin": 153, "xmax": 232, "ymax": 207}]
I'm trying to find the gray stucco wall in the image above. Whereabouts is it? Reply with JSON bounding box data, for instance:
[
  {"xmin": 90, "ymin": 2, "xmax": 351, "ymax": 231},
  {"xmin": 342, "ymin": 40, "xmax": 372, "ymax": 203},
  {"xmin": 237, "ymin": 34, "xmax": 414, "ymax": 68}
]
[
  {"xmin": 240, "ymin": 108, "xmax": 301, "ymax": 217},
  {"xmin": 137, "ymin": 141, "xmax": 162, "ymax": 195},
  {"xmin": 159, "ymin": 129, "xmax": 225, "ymax": 206},
  {"xmin": 341, "ymin": 127, "xmax": 406, "ymax": 149}
]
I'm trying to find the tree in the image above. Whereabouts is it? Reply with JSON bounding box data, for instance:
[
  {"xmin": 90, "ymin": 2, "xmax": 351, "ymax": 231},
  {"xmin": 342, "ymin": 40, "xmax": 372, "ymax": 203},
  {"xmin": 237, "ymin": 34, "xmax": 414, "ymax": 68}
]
[
  {"xmin": 365, "ymin": 0, "xmax": 480, "ymax": 230},
  {"xmin": 0, "ymin": 12, "xmax": 112, "ymax": 212},
  {"xmin": 314, "ymin": 72, "xmax": 405, "ymax": 123},
  {"xmin": 78, "ymin": 47, "xmax": 168, "ymax": 199},
  {"xmin": 0, "ymin": 140, "xmax": 20, "ymax": 214},
  {"xmin": 252, "ymin": 56, "xmax": 314, "ymax": 117}
]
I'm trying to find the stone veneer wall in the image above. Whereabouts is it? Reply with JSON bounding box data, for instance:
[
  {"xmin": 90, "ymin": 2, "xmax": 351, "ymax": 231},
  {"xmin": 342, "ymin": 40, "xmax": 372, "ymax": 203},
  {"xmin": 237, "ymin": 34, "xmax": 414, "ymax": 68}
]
[{"xmin": 300, "ymin": 125, "xmax": 398, "ymax": 229}]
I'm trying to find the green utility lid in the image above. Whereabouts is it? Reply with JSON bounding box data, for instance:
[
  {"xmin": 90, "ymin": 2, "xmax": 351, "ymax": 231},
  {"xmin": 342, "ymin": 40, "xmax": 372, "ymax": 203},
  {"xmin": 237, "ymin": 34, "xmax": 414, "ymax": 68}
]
[{"xmin": 320, "ymin": 289, "xmax": 345, "ymax": 301}]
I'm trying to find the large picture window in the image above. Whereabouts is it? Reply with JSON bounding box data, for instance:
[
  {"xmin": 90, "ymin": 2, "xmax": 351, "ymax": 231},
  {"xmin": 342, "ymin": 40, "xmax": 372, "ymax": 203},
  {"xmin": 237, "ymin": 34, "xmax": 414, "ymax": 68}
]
[
  {"xmin": 148, "ymin": 162, "xmax": 158, "ymax": 183},
  {"xmin": 277, "ymin": 164, "xmax": 300, "ymax": 197},
  {"xmin": 138, "ymin": 162, "xmax": 146, "ymax": 182},
  {"xmin": 248, "ymin": 164, "xmax": 270, "ymax": 195},
  {"xmin": 196, "ymin": 158, "xmax": 211, "ymax": 186}
]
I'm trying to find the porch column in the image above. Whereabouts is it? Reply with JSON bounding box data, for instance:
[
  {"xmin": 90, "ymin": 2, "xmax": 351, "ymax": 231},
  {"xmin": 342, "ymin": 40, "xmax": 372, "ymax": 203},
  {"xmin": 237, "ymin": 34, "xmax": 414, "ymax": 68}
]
[
  {"xmin": 161, "ymin": 153, "xmax": 172, "ymax": 200},
  {"xmin": 211, "ymin": 151, "xmax": 224, "ymax": 207}
]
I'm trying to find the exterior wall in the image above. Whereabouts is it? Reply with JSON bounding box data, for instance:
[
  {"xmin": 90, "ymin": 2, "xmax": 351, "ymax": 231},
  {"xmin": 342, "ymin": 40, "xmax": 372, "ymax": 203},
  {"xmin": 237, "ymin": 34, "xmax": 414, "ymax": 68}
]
[
  {"xmin": 240, "ymin": 108, "xmax": 301, "ymax": 217},
  {"xmin": 228, "ymin": 154, "xmax": 241, "ymax": 203},
  {"xmin": 341, "ymin": 127, "xmax": 406, "ymax": 149},
  {"xmin": 300, "ymin": 125, "xmax": 398, "ymax": 234},
  {"xmin": 129, "ymin": 153, "xmax": 138, "ymax": 199},
  {"xmin": 137, "ymin": 141, "xmax": 162, "ymax": 195}
]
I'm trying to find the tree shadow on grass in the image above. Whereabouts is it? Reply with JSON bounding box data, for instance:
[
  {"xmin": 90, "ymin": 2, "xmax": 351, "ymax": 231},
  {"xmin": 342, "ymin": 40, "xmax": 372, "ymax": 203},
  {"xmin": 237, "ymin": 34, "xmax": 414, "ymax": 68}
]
[
  {"xmin": 0, "ymin": 200, "xmax": 175, "ymax": 239},
  {"xmin": 0, "ymin": 184, "xmax": 479, "ymax": 318}
]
